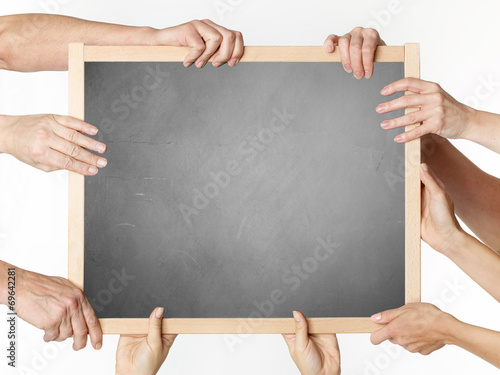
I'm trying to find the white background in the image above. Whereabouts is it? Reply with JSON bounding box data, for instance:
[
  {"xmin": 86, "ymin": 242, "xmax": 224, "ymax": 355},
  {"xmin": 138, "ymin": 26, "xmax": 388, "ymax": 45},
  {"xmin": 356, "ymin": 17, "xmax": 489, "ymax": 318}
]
[{"xmin": 1, "ymin": 0, "xmax": 500, "ymax": 374}]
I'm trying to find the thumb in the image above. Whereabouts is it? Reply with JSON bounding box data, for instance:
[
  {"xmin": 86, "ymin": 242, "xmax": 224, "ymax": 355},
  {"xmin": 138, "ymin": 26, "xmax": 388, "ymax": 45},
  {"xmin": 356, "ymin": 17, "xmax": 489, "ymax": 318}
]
[
  {"xmin": 147, "ymin": 307, "xmax": 164, "ymax": 349},
  {"xmin": 293, "ymin": 310, "xmax": 309, "ymax": 352},
  {"xmin": 370, "ymin": 306, "xmax": 404, "ymax": 325},
  {"xmin": 420, "ymin": 163, "xmax": 446, "ymax": 193}
]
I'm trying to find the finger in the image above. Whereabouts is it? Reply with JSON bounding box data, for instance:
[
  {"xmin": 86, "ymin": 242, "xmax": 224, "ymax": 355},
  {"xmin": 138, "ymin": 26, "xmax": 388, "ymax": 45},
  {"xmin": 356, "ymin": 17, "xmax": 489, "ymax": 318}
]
[
  {"xmin": 43, "ymin": 325, "xmax": 60, "ymax": 342},
  {"xmin": 56, "ymin": 314, "xmax": 73, "ymax": 342},
  {"xmin": 228, "ymin": 30, "xmax": 244, "ymax": 67},
  {"xmin": 44, "ymin": 148, "xmax": 98, "ymax": 176},
  {"xmin": 50, "ymin": 136, "xmax": 107, "ymax": 169},
  {"xmin": 370, "ymin": 325, "xmax": 392, "ymax": 345},
  {"xmin": 51, "ymin": 121, "xmax": 106, "ymax": 154},
  {"xmin": 361, "ymin": 31, "xmax": 380, "ymax": 79},
  {"xmin": 338, "ymin": 34, "xmax": 352, "ymax": 73},
  {"xmin": 191, "ymin": 21, "xmax": 223, "ymax": 68},
  {"xmin": 371, "ymin": 306, "xmax": 404, "ymax": 324},
  {"xmin": 282, "ymin": 333, "xmax": 295, "ymax": 350},
  {"xmin": 70, "ymin": 308, "xmax": 89, "ymax": 351},
  {"xmin": 292, "ymin": 310, "xmax": 309, "ymax": 352},
  {"xmin": 420, "ymin": 163, "xmax": 447, "ymax": 192},
  {"xmin": 323, "ymin": 34, "xmax": 339, "ymax": 53},
  {"xmin": 349, "ymin": 30, "xmax": 364, "ymax": 79},
  {"xmin": 380, "ymin": 109, "xmax": 429, "ymax": 130},
  {"xmin": 82, "ymin": 298, "xmax": 103, "ymax": 350},
  {"xmin": 381, "ymin": 78, "xmax": 439, "ymax": 96},
  {"xmin": 182, "ymin": 31, "xmax": 207, "ymax": 67},
  {"xmin": 394, "ymin": 123, "xmax": 431, "ymax": 143},
  {"xmin": 147, "ymin": 307, "xmax": 164, "ymax": 350},
  {"xmin": 377, "ymin": 93, "xmax": 435, "ymax": 114},
  {"xmin": 200, "ymin": 20, "xmax": 237, "ymax": 67},
  {"xmin": 52, "ymin": 115, "xmax": 98, "ymax": 136}
]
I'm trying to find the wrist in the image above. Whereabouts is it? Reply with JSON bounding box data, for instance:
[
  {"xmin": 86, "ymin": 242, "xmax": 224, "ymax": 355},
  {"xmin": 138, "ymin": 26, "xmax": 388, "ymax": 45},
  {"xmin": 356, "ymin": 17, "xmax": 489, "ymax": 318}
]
[
  {"xmin": 440, "ymin": 313, "xmax": 464, "ymax": 346},
  {"xmin": 459, "ymin": 105, "xmax": 478, "ymax": 140},
  {"xmin": 0, "ymin": 115, "xmax": 17, "ymax": 154},
  {"xmin": 440, "ymin": 228, "xmax": 469, "ymax": 257}
]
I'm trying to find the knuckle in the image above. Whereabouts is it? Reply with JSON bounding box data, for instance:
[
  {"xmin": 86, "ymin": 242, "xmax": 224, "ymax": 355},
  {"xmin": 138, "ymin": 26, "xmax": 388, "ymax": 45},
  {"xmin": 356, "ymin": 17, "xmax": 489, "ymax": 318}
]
[
  {"xmin": 234, "ymin": 30, "xmax": 243, "ymax": 39},
  {"xmin": 192, "ymin": 42, "xmax": 205, "ymax": 52},
  {"xmin": 212, "ymin": 33, "xmax": 223, "ymax": 44},
  {"xmin": 35, "ymin": 128, "xmax": 50, "ymax": 142},
  {"xmin": 86, "ymin": 315, "xmax": 99, "ymax": 327},
  {"xmin": 362, "ymin": 46, "xmax": 374, "ymax": 55},
  {"xmin": 364, "ymin": 28, "xmax": 379, "ymax": 38},
  {"xmin": 29, "ymin": 144, "xmax": 45, "ymax": 159},
  {"xmin": 69, "ymin": 145, "xmax": 80, "ymax": 158},
  {"xmin": 66, "ymin": 296, "xmax": 79, "ymax": 311},
  {"xmin": 352, "ymin": 26, "xmax": 363, "ymax": 33},
  {"xmin": 225, "ymin": 32, "xmax": 236, "ymax": 42},
  {"xmin": 433, "ymin": 92, "xmax": 445, "ymax": 104},
  {"xmin": 408, "ymin": 113, "xmax": 417, "ymax": 124},
  {"xmin": 63, "ymin": 157, "xmax": 74, "ymax": 170},
  {"xmin": 338, "ymin": 37, "xmax": 349, "ymax": 47},
  {"xmin": 67, "ymin": 129, "xmax": 79, "ymax": 143}
]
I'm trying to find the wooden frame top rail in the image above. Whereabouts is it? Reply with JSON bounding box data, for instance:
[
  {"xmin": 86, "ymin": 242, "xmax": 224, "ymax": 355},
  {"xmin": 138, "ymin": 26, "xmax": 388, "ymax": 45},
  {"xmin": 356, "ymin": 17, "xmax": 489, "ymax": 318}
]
[{"xmin": 83, "ymin": 45, "xmax": 406, "ymax": 62}]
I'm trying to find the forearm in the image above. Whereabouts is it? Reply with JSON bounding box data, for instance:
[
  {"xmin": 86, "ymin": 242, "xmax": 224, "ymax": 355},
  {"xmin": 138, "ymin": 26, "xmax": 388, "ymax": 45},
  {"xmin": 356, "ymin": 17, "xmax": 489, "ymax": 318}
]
[
  {"xmin": 465, "ymin": 110, "xmax": 500, "ymax": 154},
  {"xmin": 448, "ymin": 319, "xmax": 500, "ymax": 369},
  {"xmin": 0, "ymin": 14, "xmax": 156, "ymax": 71},
  {"xmin": 422, "ymin": 134, "xmax": 500, "ymax": 254},
  {"xmin": 444, "ymin": 231, "xmax": 500, "ymax": 302}
]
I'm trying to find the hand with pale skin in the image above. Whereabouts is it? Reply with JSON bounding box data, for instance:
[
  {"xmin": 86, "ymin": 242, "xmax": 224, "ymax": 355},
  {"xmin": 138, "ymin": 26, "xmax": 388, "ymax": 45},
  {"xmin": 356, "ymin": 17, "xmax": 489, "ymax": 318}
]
[
  {"xmin": 376, "ymin": 78, "xmax": 475, "ymax": 143},
  {"xmin": 370, "ymin": 303, "xmax": 455, "ymax": 355},
  {"xmin": 116, "ymin": 307, "xmax": 177, "ymax": 375},
  {"xmin": 370, "ymin": 302, "xmax": 500, "ymax": 369},
  {"xmin": 324, "ymin": 27, "xmax": 386, "ymax": 79},
  {"xmin": 0, "ymin": 15, "xmax": 244, "ymax": 175},
  {"xmin": 420, "ymin": 162, "xmax": 500, "ymax": 302},
  {"xmin": 0, "ymin": 114, "xmax": 107, "ymax": 175},
  {"xmin": 0, "ymin": 261, "xmax": 103, "ymax": 350},
  {"xmin": 282, "ymin": 311, "xmax": 341, "ymax": 375}
]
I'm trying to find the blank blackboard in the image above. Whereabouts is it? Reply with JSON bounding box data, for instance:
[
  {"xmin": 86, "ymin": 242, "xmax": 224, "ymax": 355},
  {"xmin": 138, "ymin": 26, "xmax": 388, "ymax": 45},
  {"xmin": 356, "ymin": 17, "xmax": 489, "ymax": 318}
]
[{"xmin": 69, "ymin": 45, "xmax": 421, "ymax": 333}]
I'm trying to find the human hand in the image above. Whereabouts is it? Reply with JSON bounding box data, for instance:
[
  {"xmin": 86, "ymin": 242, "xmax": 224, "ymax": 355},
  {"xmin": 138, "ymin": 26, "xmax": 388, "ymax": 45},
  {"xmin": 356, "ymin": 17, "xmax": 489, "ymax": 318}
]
[
  {"xmin": 377, "ymin": 78, "xmax": 476, "ymax": 143},
  {"xmin": 370, "ymin": 303, "xmax": 456, "ymax": 355},
  {"xmin": 283, "ymin": 311, "xmax": 340, "ymax": 375},
  {"xmin": 13, "ymin": 267, "xmax": 102, "ymax": 350},
  {"xmin": 324, "ymin": 27, "xmax": 386, "ymax": 79},
  {"xmin": 154, "ymin": 19, "xmax": 244, "ymax": 68},
  {"xmin": 0, "ymin": 114, "xmax": 107, "ymax": 175},
  {"xmin": 420, "ymin": 163, "xmax": 464, "ymax": 254},
  {"xmin": 116, "ymin": 307, "xmax": 177, "ymax": 375}
]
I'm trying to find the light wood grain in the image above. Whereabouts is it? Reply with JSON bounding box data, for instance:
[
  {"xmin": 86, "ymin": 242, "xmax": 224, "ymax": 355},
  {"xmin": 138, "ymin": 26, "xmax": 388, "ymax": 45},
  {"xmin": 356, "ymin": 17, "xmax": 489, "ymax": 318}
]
[
  {"xmin": 100, "ymin": 317, "xmax": 380, "ymax": 334},
  {"xmin": 68, "ymin": 43, "xmax": 85, "ymax": 290},
  {"xmin": 404, "ymin": 43, "xmax": 422, "ymax": 303},
  {"xmin": 84, "ymin": 45, "xmax": 405, "ymax": 62}
]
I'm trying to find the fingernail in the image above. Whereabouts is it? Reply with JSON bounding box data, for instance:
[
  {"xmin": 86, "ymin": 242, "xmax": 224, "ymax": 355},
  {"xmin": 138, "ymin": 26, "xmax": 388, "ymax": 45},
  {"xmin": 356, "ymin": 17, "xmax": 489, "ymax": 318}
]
[
  {"xmin": 97, "ymin": 158, "xmax": 107, "ymax": 168},
  {"xmin": 156, "ymin": 307, "xmax": 164, "ymax": 319},
  {"xmin": 196, "ymin": 61, "xmax": 205, "ymax": 68},
  {"xmin": 89, "ymin": 166, "xmax": 98, "ymax": 175},
  {"xmin": 394, "ymin": 134, "xmax": 403, "ymax": 143},
  {"xmin": 229, "ymin": 58, "xmax": 237, "ymax": 66},
  {"xmin": 89, "ymin": 127, "xmax": 98, "ymax": 135},
  {"xmin": 326, "ymin": 44, "xmax": 333, "ymax": 53},
  {"xmin": 381, "ymin": 121, "xmax": 391, "ymax": 129},
  {"xmin": 365, "ymin": 70, "xmax": 371, "ymax": 78},
  {"xmin": 344, "ymin": 64, "xmax": 352, "ymax": 73},
  {"xmin": 376, "ymin": 104, "xmax": 385, "ymax": 113},
  {"xmin": 371, "ymin": 313, "xmax": 382, "ymax": 322},
  {"xmin": 422, "ymin": 163, "xmax": 428, "ymax": 172},
  {"xmin": 354, "ymin": 71, "xmax": 363, "ymax": 79},
  {"xmin": 212, "ymin": 61, "xmax": 221, "ymax": 67},
  {"xmin": 381, "ymin": 86, "xmax": 389, "ymax": 94},
  {"xmin": 292, "ymin": 311, "xmax": 300, "ymax": 322},
  {"xmin": 183, "ymin": 61, "xmax": 191, "ymax": 67},
  {"xmin": 97, "ymin": 144, "xmax": 106, "ymax": 153},
  {"xmin": 96, "ymin": 342, "xmax": 102, "ymax": 350}
]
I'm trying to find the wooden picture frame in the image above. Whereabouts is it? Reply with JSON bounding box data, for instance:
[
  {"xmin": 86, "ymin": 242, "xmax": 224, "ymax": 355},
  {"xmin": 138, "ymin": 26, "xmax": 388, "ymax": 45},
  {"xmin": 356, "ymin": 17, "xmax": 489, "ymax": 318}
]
[{"xmin": 68, "ymin": 44, "xmax": 420, "ymax": 334}]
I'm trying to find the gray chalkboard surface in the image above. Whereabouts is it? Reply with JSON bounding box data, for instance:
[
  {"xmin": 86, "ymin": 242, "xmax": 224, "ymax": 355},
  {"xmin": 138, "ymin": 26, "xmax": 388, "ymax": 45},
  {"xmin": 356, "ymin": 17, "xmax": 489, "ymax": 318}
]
[{"xmin": 84, "ymin": 61, "xmax": 405, "ymax": 319}]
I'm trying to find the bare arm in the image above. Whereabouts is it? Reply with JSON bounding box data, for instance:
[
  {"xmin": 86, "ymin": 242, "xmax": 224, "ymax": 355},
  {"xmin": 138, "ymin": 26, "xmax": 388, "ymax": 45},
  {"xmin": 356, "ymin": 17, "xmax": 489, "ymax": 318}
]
[
  {"xmin": 422, "ymin": 134, "xmax": 500, "ymax": 254},
  {"xmin": 450, "ymin": 320, "xmax": 500, "ymax": 369},
  {"xmin": 466, "ymin": 110, "xmax": 500, "ymax": 154},
  {"xmin": 371, "ymin": 303, "xmax": 500, "ymax": 368},
  {"xmin": 0, "ymin": 14, "xmax": 244, "ymax": 72}
]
